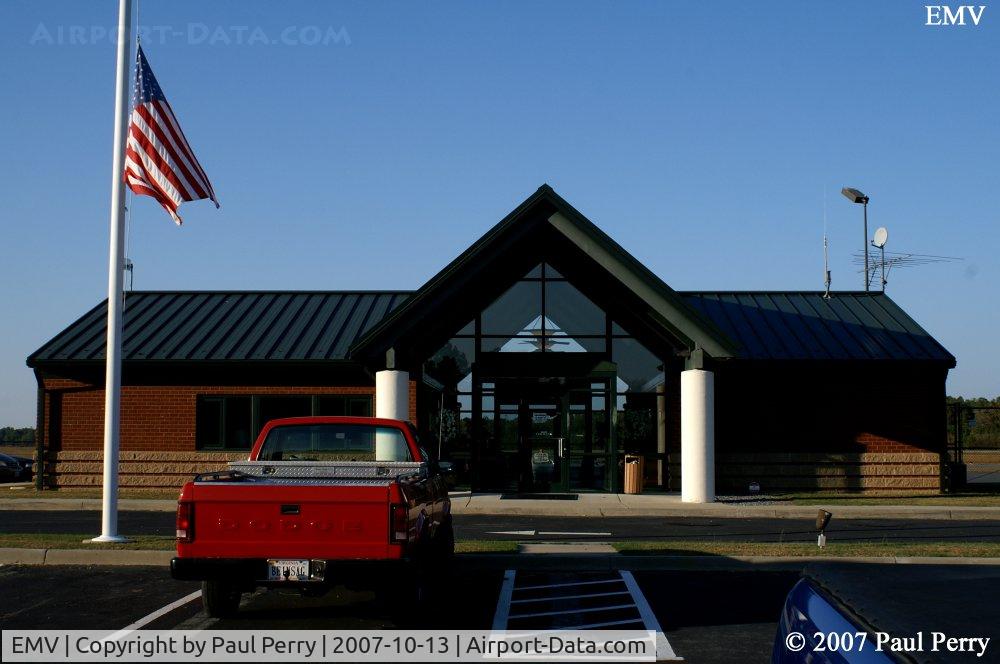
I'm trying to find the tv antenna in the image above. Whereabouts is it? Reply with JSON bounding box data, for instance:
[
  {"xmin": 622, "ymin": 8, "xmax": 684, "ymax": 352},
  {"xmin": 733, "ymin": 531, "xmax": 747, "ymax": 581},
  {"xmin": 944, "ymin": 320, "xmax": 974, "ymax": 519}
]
[
  {"xmin": 823, "ymin": 189, "xmax": 831, "ymax": 298},
  {"xmin": 851, "ymin": 227, "xmax": 961, "ymax": 291}
]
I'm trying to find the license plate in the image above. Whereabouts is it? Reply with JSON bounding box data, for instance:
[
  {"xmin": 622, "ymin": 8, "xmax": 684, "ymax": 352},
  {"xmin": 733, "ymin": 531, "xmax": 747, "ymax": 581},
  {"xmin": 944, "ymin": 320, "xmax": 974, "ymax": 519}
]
[{"xmin": 267, "ymin": 559, "xmax": 309, "ymax": 581}]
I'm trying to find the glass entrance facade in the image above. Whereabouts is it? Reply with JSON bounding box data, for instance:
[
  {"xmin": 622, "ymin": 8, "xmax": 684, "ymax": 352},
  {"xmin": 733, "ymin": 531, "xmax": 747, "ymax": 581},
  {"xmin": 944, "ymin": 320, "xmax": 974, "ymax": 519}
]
[{"xmin": 422, "ymin": 263, "xmax": 670, "ymax": 493}]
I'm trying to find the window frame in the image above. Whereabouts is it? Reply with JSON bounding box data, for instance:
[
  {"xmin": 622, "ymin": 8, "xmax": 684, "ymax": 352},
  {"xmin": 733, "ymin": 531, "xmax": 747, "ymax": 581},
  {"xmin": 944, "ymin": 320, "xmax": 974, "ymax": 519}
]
[{"xmin": 194, "ymin": 393, "xmax": 374, "ymax": 451}]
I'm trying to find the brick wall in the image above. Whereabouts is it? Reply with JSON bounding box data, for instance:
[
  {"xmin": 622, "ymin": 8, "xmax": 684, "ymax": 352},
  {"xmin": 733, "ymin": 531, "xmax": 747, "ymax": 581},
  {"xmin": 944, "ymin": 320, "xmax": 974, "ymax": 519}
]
[
  {"xmin": 40, "ymin": 377, "xmax": 387, "ymax": 489},
  {"xmin": 712, "ymin": 364, "xmax": 947, "ymax": 456},
  {"xmin": 43, "ymin": 379, "xmax": 379, "ymax": 452},
  {"xmin": 672, "ymin": 363, "xmax": 948, "ymax": 492},
  {"xmin": 658, "ymin": 451, "xmax": 942, "ymax": 493}
]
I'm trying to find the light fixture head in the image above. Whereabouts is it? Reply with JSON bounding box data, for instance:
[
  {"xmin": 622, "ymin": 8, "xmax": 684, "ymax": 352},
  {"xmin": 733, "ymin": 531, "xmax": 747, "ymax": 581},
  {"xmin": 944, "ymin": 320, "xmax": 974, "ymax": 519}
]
[
  {"xmin": 816, "ymin": 509, "xmax": 833, "ymax": 531},
  {"xmin": 841, "ymin": 187, "xmax": 869, "ymax": 204}
]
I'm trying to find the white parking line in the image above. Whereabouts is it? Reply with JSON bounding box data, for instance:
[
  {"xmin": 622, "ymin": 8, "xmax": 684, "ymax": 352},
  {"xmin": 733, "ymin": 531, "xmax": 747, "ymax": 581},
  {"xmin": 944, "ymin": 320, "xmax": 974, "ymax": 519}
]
[
  {"xmin": 492, "ymin": 571, "xmax": 682, "ymax": 661},
  {"xmin": 509, "ymin": 603, "xmax": 638, "ymax": 620},
  {"xmin": 102, "ymin": 589, "xmax": 202, "ymax": 641},
  {"xmin": 510, "ymin": 590, "xmax": 630, "ymax": 604},
  {"xmin": 491, "ymin": 569, "xmax": 517, "ymax": 630},
  {"xmin": 515, "ymin": 578, "xmax": 624, "ymax": 591},
  {"xmin": 620, "ymin": 571, "xmax": 680, "ymax": 661}
]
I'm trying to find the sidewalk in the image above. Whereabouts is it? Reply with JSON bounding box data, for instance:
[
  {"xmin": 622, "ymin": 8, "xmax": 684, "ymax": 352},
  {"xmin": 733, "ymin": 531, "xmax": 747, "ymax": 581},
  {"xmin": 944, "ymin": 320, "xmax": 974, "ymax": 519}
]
[
  {"xmin": 449, "ymin": 492, "xmax": 1000, "ymax": 520},
  {"xmin": 3, "ymin": 492, "xmax": 1000, "ymax": 520}
]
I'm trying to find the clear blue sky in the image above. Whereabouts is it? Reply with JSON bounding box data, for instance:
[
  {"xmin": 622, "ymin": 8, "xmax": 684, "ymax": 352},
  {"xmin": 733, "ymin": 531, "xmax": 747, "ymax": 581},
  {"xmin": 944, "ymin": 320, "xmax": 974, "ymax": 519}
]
[{"xmin": 1, "ymin": 1, "xmax": 997, "ymax": 426}]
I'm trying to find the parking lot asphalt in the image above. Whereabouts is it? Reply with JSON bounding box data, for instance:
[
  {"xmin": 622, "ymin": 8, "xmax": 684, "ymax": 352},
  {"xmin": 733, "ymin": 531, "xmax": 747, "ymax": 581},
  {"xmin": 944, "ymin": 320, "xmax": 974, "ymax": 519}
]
[
  {"xmin": 635, "ymin": 569, "xmax": 799, "ymax": 662},
  {"xmin": 6, "ymin": 562, "xmax": 1000, "ymax": 663},
  {"xmin": 0, "ymin": 565, "xmax": 200, "ymax": 630},
  {"xmin": 6, "ymin": 510, "xmax": 1000, "ymax": 543},
  {"xmin": 0, "ymin": 563, "xmax": 790, "ymax": 663}
]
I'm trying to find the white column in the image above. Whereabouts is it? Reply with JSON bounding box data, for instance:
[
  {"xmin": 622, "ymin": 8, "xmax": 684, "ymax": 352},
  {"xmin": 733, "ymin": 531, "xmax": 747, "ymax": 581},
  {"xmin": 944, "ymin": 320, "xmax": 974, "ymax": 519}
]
[
  {"xmin": 681, "ymin": 369, "xmax": 715, "ymax": 503},
  {"xmin": 375, "ymin": 370, "xmax": 409, "ymax": 420},
  {"xmin": 375, "ymin": 370, "xmax": 409, "ymax": 461}
]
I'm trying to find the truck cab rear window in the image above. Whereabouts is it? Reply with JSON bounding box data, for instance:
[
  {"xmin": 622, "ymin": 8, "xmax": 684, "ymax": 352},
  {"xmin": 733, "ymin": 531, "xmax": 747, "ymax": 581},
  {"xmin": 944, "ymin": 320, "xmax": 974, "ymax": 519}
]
[{"xmin": 258, "ymin": 424, "xmax": 412, "ymax": 462}]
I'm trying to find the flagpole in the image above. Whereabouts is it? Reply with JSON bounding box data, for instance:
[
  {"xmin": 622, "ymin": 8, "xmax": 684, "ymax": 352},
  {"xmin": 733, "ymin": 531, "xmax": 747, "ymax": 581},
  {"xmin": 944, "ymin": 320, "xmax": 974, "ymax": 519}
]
[{"xmin": 92, "ymin": 0, "xmax": 133, "ymax": 543}]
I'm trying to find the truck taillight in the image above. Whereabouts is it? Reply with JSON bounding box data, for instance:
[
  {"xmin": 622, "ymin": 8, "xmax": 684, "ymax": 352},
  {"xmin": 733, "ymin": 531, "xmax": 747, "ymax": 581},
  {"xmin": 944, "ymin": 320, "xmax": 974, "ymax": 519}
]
[
  {"xmin": 176, "ymin": 501, "xmax": 194, "ymax": 543},
  {"xmin": 390, "ymin": 504, "xmax": 408, "ymax": 543}
]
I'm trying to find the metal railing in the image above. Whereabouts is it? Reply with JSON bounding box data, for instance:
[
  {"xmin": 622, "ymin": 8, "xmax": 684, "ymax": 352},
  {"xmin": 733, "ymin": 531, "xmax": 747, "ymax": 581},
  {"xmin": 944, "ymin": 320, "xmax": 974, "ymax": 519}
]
[{"xmin": 948, "ymin": 405, "xmax": 1000, "ymax": 487}]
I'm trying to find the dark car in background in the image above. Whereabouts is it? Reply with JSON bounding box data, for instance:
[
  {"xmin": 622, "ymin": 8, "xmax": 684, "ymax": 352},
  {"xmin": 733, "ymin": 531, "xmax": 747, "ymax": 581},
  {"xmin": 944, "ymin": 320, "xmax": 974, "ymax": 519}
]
[{"xmin": 0, "ymin": 453, "xmax": 33, "ymax": 482}]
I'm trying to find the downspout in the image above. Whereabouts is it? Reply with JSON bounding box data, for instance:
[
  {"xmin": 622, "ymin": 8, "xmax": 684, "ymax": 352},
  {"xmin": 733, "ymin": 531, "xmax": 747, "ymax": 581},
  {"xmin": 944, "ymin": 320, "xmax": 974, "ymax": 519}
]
[{"xmin": 34, "ymin": 370, "xmax": 45, "ymax": 491}]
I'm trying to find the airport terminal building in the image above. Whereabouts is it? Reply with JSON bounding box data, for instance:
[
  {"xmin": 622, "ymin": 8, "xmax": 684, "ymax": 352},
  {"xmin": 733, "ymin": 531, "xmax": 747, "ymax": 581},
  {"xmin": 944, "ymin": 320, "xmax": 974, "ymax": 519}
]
[{"xmin": 27, "ymin": 186, "xmax": 955, "ymax": 497}]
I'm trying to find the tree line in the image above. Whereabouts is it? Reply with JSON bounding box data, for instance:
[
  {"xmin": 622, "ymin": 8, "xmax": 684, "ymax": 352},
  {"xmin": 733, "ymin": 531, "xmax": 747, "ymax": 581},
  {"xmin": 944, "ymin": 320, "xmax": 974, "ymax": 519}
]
[
  {"xmin": 0, "ymin": 427, "xmax": 35, "ymax": 444},
  {"xmin": 947, "ymin": 396, "xmax": 1000, "ymax": 448}
]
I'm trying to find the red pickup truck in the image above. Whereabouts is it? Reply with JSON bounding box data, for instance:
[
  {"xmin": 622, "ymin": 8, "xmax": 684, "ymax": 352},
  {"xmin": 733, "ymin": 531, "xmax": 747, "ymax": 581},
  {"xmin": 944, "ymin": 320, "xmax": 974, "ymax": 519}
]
[{"xmin": 170, "ymin": 416, "xmax": 453, "ymax": 617}]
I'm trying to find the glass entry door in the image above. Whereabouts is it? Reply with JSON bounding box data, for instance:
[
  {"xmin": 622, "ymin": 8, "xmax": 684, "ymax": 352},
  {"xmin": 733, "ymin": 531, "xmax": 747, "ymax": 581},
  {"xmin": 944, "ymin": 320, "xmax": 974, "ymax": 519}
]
[
  {"xmin": 524, "ymin": 402, "xmax": 565, "ymax": 493},
  {"xmin": 567, "ymin": 381, "xmax": 612, "ymax": 492},
  {"xmin": 483, "ymin": 378, "xmax": 612, "ymax": 493}
]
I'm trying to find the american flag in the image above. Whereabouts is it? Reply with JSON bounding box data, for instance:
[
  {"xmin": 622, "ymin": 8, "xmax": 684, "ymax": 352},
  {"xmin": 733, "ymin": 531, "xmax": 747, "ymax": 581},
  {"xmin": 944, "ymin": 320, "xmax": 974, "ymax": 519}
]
[{"xmin": 124, "ymin": 45, "xmax": 218, "ymax": 225}]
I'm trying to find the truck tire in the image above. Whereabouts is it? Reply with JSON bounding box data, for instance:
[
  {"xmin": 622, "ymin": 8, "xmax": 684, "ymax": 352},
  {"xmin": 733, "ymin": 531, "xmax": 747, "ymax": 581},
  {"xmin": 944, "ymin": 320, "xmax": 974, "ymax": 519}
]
[
  {"xmin": 435, "ymin": 516, "xmax": 455, "ymax": 559},
  {"xmin": 201, "ymin": 580, "xmax": 241, "ymax": 618}
]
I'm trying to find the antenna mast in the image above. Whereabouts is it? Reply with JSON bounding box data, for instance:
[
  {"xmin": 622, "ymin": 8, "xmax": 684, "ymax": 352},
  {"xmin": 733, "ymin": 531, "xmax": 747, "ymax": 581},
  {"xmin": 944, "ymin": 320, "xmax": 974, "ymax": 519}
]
[{"xmin": 823, "ymin": 189, "xmax": 831, "ymax": 298}]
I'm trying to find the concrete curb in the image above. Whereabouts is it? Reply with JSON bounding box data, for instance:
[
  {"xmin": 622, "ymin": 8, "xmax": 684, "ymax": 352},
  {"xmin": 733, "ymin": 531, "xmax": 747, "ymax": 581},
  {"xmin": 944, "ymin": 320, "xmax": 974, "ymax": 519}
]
[
  {"xmin": 454, "ymin": 554, "xmax": 1000, "ymax": 572},
  {"xmin": 0, "ymin": 547, "xmax": 172, "ymax": 566},
  {"xmin": 3, "ymin": 547, "xmax": 999, "ymax": 570}
]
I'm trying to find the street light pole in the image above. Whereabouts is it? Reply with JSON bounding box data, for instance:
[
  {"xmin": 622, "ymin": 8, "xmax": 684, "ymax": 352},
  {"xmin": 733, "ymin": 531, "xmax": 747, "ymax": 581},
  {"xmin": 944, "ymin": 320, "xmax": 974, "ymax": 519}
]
[
  {"xmin": 841, "ymin": 187, "xmax": 871, "ymax": 292},
  {"xmin": 862, "ymin": 198, "xmax": 869, "ymax": 292}
]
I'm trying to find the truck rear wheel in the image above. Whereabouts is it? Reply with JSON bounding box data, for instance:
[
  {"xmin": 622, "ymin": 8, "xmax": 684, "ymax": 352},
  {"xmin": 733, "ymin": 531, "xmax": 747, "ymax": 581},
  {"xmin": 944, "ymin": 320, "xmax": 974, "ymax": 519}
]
[
  {"xmin": 436, "ymin": 516, "xmax": 455, "ymax": 559},
  {"xmin": 201, "ymin": 580, "xmax": 241, "ymax": 618}
]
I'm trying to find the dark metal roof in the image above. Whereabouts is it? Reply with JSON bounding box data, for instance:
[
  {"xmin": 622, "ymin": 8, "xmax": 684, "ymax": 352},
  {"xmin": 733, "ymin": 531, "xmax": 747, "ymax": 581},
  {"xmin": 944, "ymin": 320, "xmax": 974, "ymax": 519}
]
[
  {"xmin": 681, "ymin": 292, "xmax": 955, "ymax": 364},
  {"xmin": 28, "ymin": 290, "xmax": 954, "ymax": 366},
  {"xmin": 28, "ymin": 291, "xmax": 411, "ymax": 364}
]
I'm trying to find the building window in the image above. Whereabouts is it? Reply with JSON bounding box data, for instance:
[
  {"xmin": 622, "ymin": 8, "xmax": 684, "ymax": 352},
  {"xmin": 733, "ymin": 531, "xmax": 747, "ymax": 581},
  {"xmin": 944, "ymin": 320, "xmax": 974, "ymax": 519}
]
[
  {"xmin": 480, "ymin": 263, "xmax": 606, "ymax": 354},
  {"xmin": 196, "ymin": 396, "xmax": 252, "ymax": 450},
  {"xmin": 316, "ymin": 395, "xmax": 372, "ymax": 416},
  {"xmin": 258, "ymin": 396, "xmax": 311, "ymax": 425},
  {"xmin": 195, "ymin": 393, "xmax": 373, "ymax": 450}
]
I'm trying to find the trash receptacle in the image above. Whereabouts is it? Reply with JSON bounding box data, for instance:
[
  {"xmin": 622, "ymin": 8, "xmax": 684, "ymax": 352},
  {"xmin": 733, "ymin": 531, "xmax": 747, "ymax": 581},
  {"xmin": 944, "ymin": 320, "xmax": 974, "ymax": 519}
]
[{"xmin": 624, "ymin": 455, "xmax": 643, "ymax": 494}]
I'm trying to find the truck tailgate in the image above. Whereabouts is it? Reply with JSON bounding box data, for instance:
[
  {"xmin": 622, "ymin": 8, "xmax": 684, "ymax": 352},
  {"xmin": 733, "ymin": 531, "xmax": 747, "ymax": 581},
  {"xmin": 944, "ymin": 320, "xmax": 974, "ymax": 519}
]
[{"xmin": 184, "ymin": 482, "xmax": 398, "ymax": 560}]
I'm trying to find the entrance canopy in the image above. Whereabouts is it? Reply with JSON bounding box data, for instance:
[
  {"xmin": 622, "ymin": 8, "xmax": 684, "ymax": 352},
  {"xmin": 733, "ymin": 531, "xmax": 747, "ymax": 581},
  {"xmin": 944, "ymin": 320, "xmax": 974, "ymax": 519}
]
[{"xmin": 349, "ymin": 185, "xmax": 741, "ymax": 493}]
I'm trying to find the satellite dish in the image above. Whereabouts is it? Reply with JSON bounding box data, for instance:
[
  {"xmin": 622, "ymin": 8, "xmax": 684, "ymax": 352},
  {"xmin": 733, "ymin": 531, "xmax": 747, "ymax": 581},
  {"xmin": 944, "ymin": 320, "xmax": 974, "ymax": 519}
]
[{"xmin": 873, "ymin": 227, "xmax": 888, "ymax": 248}]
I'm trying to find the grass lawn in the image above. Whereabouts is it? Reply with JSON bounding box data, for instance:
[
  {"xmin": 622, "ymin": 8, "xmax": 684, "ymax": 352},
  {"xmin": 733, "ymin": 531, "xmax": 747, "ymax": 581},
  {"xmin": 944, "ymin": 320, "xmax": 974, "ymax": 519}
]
[
  {"xmin": 455, "ymin": 540, "xmax": 519, "ymax": 553},
  {"xmin": 0, "ymin": 445, "xmax": 34, "ymax": 458},
  {"xmin": 3, "ymin": 487, "xmax": 181, "ymax": 500},
  {"xmin": 613, "ymin": 540, "xmax": 1000, "ymax": 557},
  {"xmin": 781, "ymin": 492, "xmax": 1000, "ymax": 507},
  {"xmin": 0, "ymin": 533, "xmax": 175, "ymax": 550}
]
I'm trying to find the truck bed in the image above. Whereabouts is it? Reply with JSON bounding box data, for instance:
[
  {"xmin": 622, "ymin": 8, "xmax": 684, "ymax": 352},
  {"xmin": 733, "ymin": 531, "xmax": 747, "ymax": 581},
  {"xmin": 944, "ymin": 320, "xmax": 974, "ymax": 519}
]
[{"xmin": 178, "ymin": 460, "xmax": 427, "ymax": 560}]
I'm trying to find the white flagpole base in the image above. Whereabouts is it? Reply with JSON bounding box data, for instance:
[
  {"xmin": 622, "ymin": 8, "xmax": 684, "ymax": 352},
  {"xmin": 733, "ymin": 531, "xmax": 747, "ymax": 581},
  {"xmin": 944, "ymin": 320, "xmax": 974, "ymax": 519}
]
[{"xmin": 87, "ymin": 535, "xmax": 132, "ymax": 544}]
